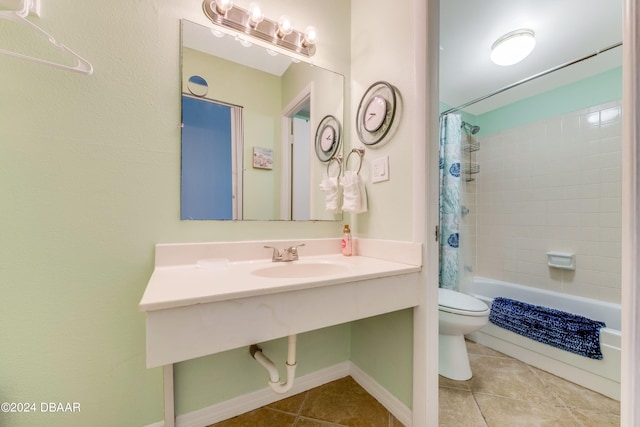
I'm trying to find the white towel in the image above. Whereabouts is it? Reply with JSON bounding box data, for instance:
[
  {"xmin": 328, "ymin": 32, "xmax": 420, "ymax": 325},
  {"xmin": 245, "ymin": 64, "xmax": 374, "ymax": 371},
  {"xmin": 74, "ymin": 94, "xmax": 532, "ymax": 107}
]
[
  {"xmin": 319, "ymin": 173, "xmax": 341, "ymax": 213},
  {"xmin": 341, "ymin": 170, "xmax": 367, "ymax": 214}
]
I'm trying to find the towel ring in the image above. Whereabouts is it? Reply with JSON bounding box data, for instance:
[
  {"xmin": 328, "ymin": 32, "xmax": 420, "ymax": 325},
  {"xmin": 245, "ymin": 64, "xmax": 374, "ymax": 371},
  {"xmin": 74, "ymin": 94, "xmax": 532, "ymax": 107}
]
[
  {"xmin": 345, "ymin": 148, "xmax": 364, "ymax": 174},
  {"xmin": 327, "ymin": 156, "xmax": 342, "ymax": 178}
]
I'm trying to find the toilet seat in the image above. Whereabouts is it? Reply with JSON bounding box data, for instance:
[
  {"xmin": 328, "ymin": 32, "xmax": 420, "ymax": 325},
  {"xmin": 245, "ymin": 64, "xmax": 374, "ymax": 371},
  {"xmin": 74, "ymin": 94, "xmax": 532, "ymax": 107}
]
[{"xmin": 438, "ymin": 288, "xmax": 489, "ymax": 317}]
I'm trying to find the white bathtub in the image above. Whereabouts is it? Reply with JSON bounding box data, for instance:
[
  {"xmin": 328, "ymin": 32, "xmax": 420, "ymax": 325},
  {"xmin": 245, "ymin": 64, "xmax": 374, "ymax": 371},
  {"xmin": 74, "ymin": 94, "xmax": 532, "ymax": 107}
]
[{"xmin": 465, "ymin": 277, "xmax": 621, "ymax": 400}]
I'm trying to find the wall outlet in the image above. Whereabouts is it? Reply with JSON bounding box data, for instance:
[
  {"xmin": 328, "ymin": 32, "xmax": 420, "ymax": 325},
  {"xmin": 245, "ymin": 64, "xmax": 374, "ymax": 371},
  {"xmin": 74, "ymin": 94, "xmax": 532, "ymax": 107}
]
[{"xmin": 371, "ymin": 156, "xmax": 389, "ymax": 183}]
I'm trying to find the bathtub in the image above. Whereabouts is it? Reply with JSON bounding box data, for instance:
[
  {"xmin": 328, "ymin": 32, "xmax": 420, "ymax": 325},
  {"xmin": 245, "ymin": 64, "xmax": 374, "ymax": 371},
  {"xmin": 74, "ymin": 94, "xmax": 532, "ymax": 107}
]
[{"xmin": 465, "ymin": 277, "xmax": 621, "ymax": 400}]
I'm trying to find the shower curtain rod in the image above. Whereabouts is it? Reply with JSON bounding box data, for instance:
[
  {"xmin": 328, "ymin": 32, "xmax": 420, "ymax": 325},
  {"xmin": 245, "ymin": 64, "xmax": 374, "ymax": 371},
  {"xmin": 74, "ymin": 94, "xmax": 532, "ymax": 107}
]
[{"xmin": 441, "ymin": 41, "xmax": 622, "ymax": 116}]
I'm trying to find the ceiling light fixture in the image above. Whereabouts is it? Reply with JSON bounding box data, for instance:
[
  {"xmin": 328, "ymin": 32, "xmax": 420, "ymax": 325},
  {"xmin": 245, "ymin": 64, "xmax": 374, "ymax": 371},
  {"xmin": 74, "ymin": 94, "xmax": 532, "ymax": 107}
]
[
  {"xmin": 490, "ymin": 29, "xmax": 535, "ymax": 66},
  {"xmin": 202, "ymin": 1, "xmax": 316, "ymax": 58}
]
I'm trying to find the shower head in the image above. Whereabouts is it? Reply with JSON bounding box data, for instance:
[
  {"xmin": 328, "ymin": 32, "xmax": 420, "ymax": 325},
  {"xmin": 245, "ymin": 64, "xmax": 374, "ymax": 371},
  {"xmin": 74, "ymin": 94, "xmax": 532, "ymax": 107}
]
[{"xmin": 461, "ymin": 121, "xmax": 480, "ymax": 135}]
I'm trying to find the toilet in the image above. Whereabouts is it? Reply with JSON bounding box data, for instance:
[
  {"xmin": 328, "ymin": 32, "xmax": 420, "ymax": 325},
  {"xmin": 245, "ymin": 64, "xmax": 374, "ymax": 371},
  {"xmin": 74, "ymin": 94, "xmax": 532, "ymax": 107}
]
[{"xmin": 438, "ymin": 288, "xmax": 490, "ymax": 381}]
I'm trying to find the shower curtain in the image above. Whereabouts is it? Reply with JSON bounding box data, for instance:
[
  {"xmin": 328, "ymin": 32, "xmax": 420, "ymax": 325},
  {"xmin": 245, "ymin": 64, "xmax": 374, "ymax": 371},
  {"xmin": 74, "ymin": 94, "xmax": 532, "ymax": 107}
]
[{"xmin": 439, "ymin": 113, "xmax": 462, "ymax": 290}]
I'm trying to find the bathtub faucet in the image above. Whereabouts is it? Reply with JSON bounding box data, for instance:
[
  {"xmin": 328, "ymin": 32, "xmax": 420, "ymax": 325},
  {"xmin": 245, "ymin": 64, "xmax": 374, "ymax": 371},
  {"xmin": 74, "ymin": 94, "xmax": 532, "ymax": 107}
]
[{"xmin": 264, "ymin": 243, "xmax": 305, "ymax": 262}]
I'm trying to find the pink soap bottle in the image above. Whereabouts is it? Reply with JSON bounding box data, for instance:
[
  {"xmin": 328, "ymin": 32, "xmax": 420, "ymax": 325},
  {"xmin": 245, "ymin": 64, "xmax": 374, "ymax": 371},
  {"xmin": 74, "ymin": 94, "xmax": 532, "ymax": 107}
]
[{"xmin": 341, "ymin": 224, "xmax": 352, "ymax": 256}]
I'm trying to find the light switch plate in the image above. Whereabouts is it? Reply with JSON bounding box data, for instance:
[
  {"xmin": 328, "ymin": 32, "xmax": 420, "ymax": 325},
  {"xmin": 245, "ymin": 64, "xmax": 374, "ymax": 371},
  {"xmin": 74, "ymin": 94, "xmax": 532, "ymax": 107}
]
[{"xmin": 372, "ymin": 156, "xmax": 389, "ymax": 183}]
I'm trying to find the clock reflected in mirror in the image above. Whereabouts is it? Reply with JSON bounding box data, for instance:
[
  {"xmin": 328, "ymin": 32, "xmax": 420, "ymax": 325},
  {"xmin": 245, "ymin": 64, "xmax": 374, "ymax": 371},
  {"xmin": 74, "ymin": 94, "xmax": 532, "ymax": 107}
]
[{"xmin": 315, "ymin": 114, "xmax": 342, "ymax": 162}]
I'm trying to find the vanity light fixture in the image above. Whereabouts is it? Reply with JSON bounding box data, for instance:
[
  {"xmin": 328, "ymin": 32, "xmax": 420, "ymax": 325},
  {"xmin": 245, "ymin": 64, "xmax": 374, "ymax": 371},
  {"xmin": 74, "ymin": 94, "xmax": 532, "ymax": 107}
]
[
  {"xmin": 214, "ymin": 0, "xmax": 234, "ymax": 15},
  {"xmin": 490, "ymin": 29, "xmax": 535, "ymax": 66},
  {"xmin": 202, "ymin": 0, "xmax": 317, "ymax": 58}
]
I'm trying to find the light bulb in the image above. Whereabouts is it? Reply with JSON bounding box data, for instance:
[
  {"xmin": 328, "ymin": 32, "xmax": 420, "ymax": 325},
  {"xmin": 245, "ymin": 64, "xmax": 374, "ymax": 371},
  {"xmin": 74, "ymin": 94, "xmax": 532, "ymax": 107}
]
[
  {"xmin": 248, "ymin": 3, "xmax": 264, "ymax": 28},
  {"xmin": 302, "ymin": 26, "xmax": 317, "ymax": 47},
  {"xmin": 276, "ymin": 15, "xmax": 293, "ymax": 38},
  {"xmin": 214, "ymin": 0, "xmax": 233, "ymax": 14}
]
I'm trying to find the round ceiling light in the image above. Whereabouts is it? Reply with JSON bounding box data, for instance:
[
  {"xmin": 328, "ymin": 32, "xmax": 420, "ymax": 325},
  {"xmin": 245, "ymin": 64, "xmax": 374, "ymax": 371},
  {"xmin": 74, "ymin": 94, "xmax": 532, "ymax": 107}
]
[{"xmin": 490, "ymin": 29, "xmax": 536, "ymax": 66}]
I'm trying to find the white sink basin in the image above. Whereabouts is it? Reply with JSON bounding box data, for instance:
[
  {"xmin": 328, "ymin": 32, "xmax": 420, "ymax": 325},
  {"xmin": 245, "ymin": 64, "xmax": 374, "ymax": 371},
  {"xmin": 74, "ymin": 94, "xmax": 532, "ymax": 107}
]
[{"xmin": 251, "ymin": 261, "xmax": 350, "ymax": 278}]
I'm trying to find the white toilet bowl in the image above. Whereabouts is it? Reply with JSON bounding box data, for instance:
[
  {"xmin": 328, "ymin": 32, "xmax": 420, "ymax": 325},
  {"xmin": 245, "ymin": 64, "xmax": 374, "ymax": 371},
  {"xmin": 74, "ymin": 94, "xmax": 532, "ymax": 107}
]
[{"xmin": 438, "ymin": 288, "xmax": 490, "ymax": 381}]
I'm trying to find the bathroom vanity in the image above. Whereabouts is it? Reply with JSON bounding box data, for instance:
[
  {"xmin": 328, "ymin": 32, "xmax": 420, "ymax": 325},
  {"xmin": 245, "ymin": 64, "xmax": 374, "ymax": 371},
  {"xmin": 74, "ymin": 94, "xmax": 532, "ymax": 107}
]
[{"xmin": 139, "ymin": 238, "xmax": 422, "ymax": 426}]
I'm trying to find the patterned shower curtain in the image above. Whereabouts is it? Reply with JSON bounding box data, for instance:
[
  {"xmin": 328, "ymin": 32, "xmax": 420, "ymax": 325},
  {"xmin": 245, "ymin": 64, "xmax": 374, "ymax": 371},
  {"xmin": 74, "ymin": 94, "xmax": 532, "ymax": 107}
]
[{"xmin": 439, "ymin": 113, "xmax": 462, "ymax": 290}]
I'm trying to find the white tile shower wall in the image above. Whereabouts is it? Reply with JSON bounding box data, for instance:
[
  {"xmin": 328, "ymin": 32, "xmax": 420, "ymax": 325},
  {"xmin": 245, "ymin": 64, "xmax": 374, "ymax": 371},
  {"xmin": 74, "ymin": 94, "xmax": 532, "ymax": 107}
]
[
  {"xmin": 472, "ymin": 101, "xmax": 622, "ymax": 303},
  {"xmin": 462, "ymin": 132, "xmax": 477, "ymax": 275}
]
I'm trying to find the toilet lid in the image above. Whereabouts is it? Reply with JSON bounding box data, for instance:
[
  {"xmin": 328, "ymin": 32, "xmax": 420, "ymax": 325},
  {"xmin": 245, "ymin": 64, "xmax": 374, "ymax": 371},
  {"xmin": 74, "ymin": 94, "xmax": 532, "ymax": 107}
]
[{"xmin": 438, "ymin": 288, "xmax": 489, "ymax": 315}]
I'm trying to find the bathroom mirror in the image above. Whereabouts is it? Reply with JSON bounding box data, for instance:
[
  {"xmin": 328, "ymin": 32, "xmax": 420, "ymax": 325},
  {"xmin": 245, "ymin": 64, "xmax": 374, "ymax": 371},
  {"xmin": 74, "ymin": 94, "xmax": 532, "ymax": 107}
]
[{"xmin": 180, "ymin": 19, "xmax": 345, "ymax": 221}]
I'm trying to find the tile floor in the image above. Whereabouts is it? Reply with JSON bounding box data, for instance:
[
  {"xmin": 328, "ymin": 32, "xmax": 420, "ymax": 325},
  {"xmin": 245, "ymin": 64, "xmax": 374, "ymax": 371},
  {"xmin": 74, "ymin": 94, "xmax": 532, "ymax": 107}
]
[
  {"xmin": 439, "ymin": 340, "xmax": 620, "ymax": 426},
  {"xmin": 209, "ymin": 340, "xmax": 620, "ymax": 427},
  {"xmin": 209, "ymin": 376, "xmax": 404, "ymax": 427}
]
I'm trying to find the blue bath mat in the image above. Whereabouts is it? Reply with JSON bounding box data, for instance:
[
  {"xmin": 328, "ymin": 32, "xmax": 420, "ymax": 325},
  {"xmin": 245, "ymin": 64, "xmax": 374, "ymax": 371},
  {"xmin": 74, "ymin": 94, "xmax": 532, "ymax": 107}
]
[{"xmin": 489, "ymin": 297, "xmax": 606, "ymax": 360}]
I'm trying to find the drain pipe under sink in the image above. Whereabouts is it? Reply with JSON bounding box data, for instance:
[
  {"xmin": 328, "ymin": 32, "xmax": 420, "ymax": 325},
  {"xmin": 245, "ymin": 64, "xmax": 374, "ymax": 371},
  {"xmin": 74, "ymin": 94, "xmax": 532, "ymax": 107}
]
[{"xmin": 249, "ymin": 335, "xmax": 297, "ymax": 394}]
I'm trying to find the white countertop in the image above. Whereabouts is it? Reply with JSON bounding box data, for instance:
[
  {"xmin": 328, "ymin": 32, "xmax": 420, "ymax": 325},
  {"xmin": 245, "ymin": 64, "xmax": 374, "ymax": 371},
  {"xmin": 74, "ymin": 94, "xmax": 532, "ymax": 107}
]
[{"xmin": 139, "ymin": 254, "xmax": 421, "ymax": 312}]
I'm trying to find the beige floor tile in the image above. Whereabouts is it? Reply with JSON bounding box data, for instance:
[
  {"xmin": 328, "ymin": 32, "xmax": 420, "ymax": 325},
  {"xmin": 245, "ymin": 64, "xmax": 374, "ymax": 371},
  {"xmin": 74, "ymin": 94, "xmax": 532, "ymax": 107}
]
[
  {"xmin": 390, "ymin": 414, "xmax": 405, "ymax": 427},
  {"xmin": 474, "ymin": 394, "xmax": 580, "ymax": 427},
  {"xmin": 267, "ymin": 391, "xmax": 308, "ymax": 415},
  {"xmin": 569, "ymin": 407, "xmax": 621, "ymax": 426},
  {"xmin": 300, "ymin": 376, "xmax": 391, "ymax": 427},
  {"xmin": 208, "ymin": 407, "xmax": 296, "ymax": 427},
  {"xmin": 438, "ymin": 386, "xmax": 487, "ymax": 427},
  {"xmin": 468, "ymin": 355, "xmax": 561, "ymax": 405},
  {"xmin": 532, "ymin": 367, "xmax": 620, "ymax": 415},
  {"xmin": 439, "ymin": 374, "xmax": 471, "ymax": 391},
  {"xmin": 209, "ymin": 341, "xmax": 621, "ymax": 427},
  {"xmin": 295, "ymin": 414, "xmax": 404, "ymax": 427},
  {"xmin": 465, "ymin": 340, "xmax": 511, "ymax": 359},
  {"xmin": 294, "ymin": 417, "xmax": 344, "ymax": 427}
]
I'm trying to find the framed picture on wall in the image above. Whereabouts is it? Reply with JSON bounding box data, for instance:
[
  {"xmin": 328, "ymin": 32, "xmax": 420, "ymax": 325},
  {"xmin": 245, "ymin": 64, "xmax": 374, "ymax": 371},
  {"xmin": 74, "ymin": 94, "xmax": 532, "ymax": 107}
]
[{"xmin": 253, "ymin": 147, "xmax": 273, "ymax": 170}]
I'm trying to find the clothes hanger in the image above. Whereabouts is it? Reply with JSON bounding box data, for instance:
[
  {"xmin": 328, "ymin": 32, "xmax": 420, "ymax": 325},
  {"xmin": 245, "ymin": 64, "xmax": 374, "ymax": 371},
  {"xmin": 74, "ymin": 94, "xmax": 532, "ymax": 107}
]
[{"xmin": 0, "ymin": 0, "xmax": 93, "ymax": 75}]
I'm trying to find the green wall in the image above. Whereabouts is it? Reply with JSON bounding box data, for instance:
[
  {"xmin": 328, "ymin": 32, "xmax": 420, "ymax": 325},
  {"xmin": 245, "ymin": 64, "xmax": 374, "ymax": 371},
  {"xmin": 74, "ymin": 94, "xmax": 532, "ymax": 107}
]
[
  {"xmin": 0, "ymin": 1, "xmax": 356, "ymax": 426},
  {"xmin": 1, "ymin": 0, "xmax": 424, "ymax": 424},
  {"xmin": 441, "ymin": 67, "xmax": 622, "ymax": 135},
  {"xmin": 351, "ymin": 309, "xmax": 414, "ymax": 405},
  {"xmin": 175, "ymin": 325, "xmax": 351, "ymax": 414},
  {"xmin": 476, "ymin": 67, "xmax": 623, "ymax": 134}
]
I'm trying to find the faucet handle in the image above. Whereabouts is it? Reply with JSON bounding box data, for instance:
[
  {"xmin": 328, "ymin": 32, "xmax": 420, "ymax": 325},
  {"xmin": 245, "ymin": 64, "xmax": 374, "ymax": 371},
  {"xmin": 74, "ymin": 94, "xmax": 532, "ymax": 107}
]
[
  {"xmin": 285, "ymin": 243, "xmax": 305, "ymax": 261},
  {"xmin": 287, "ymin": 243, "xmax": 306, "ymax": 253},
  {"xmin": 264, "ymin": 245, "xmax": 282, "ymax": 260}
]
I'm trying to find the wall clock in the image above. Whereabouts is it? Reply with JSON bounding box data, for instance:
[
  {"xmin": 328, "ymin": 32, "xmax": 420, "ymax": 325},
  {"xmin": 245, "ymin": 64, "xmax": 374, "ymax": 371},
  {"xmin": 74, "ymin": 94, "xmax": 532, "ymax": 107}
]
[
  {"xmin": 356, "ymin": 81, "xmax": 397, "ymax": 146},
  {"xmin": 314, "ymin": 115, "xmax": 342, "ymax": 162}
]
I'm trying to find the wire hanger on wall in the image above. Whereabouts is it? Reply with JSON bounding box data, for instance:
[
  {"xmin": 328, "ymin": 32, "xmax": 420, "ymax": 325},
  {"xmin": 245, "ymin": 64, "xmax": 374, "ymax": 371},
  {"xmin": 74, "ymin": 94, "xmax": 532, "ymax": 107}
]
[{"xmin": 0, "ymin": 0, "xmax": 93, "ymax": 75}]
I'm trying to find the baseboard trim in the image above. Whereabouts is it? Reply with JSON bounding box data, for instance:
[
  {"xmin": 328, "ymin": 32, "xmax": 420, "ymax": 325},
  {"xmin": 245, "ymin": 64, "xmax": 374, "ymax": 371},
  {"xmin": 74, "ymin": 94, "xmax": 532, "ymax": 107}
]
[
  {"xmin": 349, "ymin": 364, "xmax": 413, "ymax": 427},
  {"xmin": 144, "ymin": 361, "xmax": 412, "ymax": 427}
]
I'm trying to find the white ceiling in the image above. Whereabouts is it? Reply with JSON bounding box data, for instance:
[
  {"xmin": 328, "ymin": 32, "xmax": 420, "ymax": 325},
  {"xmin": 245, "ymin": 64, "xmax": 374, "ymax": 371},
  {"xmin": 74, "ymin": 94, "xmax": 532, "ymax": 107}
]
[{"xmin": 440, "ymin": 0, "xmax": 623, "ymax": 115}]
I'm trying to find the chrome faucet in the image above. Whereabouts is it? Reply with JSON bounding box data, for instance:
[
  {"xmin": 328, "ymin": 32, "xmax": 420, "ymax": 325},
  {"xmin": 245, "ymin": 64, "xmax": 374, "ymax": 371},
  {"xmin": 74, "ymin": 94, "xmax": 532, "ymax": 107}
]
[{"xmin": 264, "ymin": 243, "xmax": 305, "ymax": 262}]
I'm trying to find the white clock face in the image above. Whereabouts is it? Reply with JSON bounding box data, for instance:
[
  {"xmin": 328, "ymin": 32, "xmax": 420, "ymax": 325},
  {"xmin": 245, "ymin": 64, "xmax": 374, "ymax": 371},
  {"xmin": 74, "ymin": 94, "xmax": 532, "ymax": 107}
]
[
  {"xmin": 363, "ymin": 95, "xmax": 387, "ymax": 132},
  {"xmin": 320, "ymin": 125, "xmax": 335, "ymax": 152}
]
